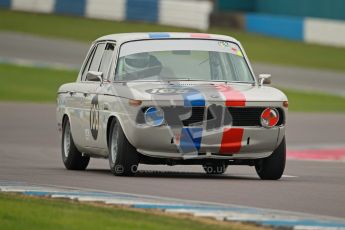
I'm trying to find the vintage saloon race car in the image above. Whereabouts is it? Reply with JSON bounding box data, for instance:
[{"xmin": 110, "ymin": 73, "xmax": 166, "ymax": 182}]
[{"xmin": 57, "ymin": 33, "xmax": 288, "ymax": 180}]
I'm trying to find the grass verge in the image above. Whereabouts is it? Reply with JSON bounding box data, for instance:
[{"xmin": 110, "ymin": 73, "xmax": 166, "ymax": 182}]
[
  {"xmin": 280, "ymin": 88, "xmax": 345, "ymax": 113},
  {"xmin": 1, "ymin": 63, "xmax": 344, "ymax": 112},
  {"xmin": 0, "ymin": 193, "xmax": 266, "ymax": 230},
  {"xmin": 1, "ymin": 9, "xmax": 345, "ymax": 72},
  {"xmin": 0, "ymin": 64, "xmax": 76, "ymax": 102}
]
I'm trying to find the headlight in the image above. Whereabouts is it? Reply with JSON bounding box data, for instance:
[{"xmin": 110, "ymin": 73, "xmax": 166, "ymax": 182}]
[
  {"xmin": 260, "ymin": 108, "xmax": 279, "ymax": 128},
  {"xmin": 144, "ymin": 107, "xmax": 165, "ymax": 126}
]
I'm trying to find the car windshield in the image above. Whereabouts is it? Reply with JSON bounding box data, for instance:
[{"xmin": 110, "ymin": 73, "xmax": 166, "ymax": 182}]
[{"xmin": 115, "ymin": 39, "xmax": 254, "ymax": 83}]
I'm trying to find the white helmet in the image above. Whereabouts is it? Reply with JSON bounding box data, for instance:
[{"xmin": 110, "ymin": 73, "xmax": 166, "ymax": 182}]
[{"xmin": 124, "ymin": 52, "xmax": 150, "ymax": 73}]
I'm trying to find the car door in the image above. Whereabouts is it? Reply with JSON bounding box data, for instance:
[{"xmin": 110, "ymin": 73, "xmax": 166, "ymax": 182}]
[
  {"xmin": 64, "ymin": 45, "xmax": 98, "ymax": 149},
  {"xmin": 81, "ymin": 42, "xmax": 116, "ymax": 151}
]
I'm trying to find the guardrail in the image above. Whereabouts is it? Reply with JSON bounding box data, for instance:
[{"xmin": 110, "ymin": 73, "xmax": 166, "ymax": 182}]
[
  {"xmin": 0, "ymin": 0, "xmax": 213, "ymax": 30},
  {"xmin": 244, "ymin": 13, "xmax": 345, "ymax": 47},
  {"xmin": 2, "ymin": 0, "xmax": 344, "ymax": 47}
]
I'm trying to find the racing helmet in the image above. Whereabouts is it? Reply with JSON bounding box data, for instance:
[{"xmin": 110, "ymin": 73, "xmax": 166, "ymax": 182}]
[{"xmin": 124, "ymin": 52, "xmax": 150, "ymax": 73}]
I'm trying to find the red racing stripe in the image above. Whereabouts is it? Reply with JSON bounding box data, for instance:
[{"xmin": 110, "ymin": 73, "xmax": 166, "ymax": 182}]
[
  {"xmin": 190, "ymin": 33, "xmax": 211, "ymax": 38},
  {"xmin": 220, "ymin": 128, "xmax": 244, "ymax": 154},
  {"xmin": 214, "ymin": 85, "xmax": 246, "ymax": 107},
  {"xmin": 214, "ymin": 84, "xmax": 246, "ymax": 153}
]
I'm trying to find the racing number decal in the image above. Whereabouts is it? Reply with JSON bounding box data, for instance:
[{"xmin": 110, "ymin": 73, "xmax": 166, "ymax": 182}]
[
  {"xmin": 90, "ymin": 95, "xmax": 99, "ymax": 140},
  {"xmin": 146, "ymin": 88, "xmax": 190, "ymax": 95}
]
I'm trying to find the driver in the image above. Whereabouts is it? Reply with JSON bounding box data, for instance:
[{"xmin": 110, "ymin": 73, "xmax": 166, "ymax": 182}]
[
  {"xmin": 124, "ymin": 52, "xmax": 150, "ymax": 73},
  {"xmin": 123, "ymin": 52, "xmax": 162, "ymax": 79}
]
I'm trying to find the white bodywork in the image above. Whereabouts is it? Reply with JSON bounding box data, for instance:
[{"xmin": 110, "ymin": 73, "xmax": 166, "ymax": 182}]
[{"xmin": 57, "ymin": 33, "xmax": 288, "ymax": 161}]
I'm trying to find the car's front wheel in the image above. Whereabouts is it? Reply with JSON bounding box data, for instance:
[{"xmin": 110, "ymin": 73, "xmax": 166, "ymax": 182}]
[
  {"xmin": 255, "ymin": 137, "xmax": 286, "ymax": 180},
  {"xmin": 108, "ymin": 118, "xmax": 140, "ymax": 176},
  {"xmin": 61, "ymin": 118, "xmax": 90, "ymax": 170}
]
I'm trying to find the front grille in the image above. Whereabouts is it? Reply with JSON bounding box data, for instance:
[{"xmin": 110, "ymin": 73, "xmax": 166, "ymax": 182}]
[
  {"xmin": 181, "ymin": 107, "xmax": 205, "ymax": 126},
  {"xmin": 229, "ymin": 107, "xmax": 263, "ymax": 126},
  {"xmin": 231, "ymin": 107, "xmax": 284, "ymax": 126},
  {"xmin": 228, "ymin": 107, "xmax": 284, "ymax": 126},
  {"xmin": 137, "ymin": 106, "xmax": 285, "ymax": 127},
  {"xmin": 163, "ymin": 106, "xmax": 205, "ymax": 127}
]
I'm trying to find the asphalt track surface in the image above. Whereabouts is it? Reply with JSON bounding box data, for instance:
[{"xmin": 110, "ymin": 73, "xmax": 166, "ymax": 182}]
[
  {"xmin": 1, "ymin": 32, "xmax": 345, "ymax": 220},
  {"xmin": 0, "ymin": 103, "xmax": 345, "ymax": 219},
  {"xmin": 1, "ymin": 31, "xmax": 345, "ymax": 96}
]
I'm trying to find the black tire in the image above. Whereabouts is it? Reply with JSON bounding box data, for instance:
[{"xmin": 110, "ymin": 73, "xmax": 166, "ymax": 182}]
[
  {"xmin": 61, "ymin": 118, "xmax": 90, "ymax": 170},
  {"xmin": 202, "ymin": 162, "xmax": 228, "ymax": 175},
  {"xmin": 108, "ymin": 118, "xmax": 140, "ymax": 176},
  {"xmin": 255, "ymin": 137, "xmax": 286, "ymax": 180}
]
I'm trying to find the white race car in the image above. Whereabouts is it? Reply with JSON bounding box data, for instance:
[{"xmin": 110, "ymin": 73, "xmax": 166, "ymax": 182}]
[{"xmin": 57, "ymin": 33, "xmax": 288, "ymax": 179}]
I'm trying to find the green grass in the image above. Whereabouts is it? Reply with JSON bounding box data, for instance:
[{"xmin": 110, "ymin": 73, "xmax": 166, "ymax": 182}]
[
  {"xmin": 1, "ymin": 193, "xmax": 255, "ymax": 230},
  {"xmin": 1, "ymin": 63, "xmax": 344, "ymax": 112},
  {"xmin": 281, "ymin": 88, "xmax": 345, "ymax": 112},
  {"xmin": 0, "ymin": 64, "xmax": 76, "ymax": 102},
  {"xmin": 210, "ymin": 27, "xmax": 345, "ymax": 72},
  {"xmin": 1, "ymin": 9, "xmax": 345, "ymax": 72}
]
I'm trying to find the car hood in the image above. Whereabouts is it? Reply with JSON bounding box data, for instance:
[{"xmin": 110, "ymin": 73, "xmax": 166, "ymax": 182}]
[{"xmin": 111, "ymin": 81, "xmax": 287, "ymax": 104}]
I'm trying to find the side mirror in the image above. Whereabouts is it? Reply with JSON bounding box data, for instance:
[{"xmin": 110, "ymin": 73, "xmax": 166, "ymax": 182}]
[
  {"xmin": 258, "ymin": 74, "xmax": 271, "ymax": 86},
  {"xmin": 86, "ymin": 71, "xmax": 103, "ymax": 84}
]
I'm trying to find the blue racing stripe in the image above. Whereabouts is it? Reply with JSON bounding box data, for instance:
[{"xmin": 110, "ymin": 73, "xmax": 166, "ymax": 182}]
[
  {"xmin": 183, "ymin": 89, "xmax": 205, "ymax": 107},
  {"xmin": 179, "ymin": 88, "xmax": 205, "ymax": 153},
  {"xmin": 148, "ymin": 33, "xmax": 170, "ymax": 39},
  {"xmin": 180, "ymin": 127, "xmax": 203, "ymax": 152}
]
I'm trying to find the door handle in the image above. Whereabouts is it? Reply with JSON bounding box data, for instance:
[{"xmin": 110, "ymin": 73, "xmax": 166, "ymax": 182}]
[
  {"xmin": 104, "ymin": 103, "xmax": 110, "ymax": 111},
  {"xmin": 83, "ymin": 92, "xmax": 89, "ymax": 97}
]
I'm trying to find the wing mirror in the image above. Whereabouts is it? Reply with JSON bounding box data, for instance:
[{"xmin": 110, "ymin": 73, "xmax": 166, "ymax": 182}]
[
  {"xmin": 258, "ymin": 74, "xmax": 271, "ymax": 86},
  {"xmin": 86, "ymin": 71, "xmax": 103, "ymax": 84}
]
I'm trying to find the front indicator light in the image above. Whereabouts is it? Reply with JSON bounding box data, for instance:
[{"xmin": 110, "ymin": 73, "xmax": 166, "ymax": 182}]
[
  {"xmin": 283, "ymin": 101, "xmax": 289, "ymax": 108},
  {"xmin": 129, "ymin": 99, "xmax": 142, "ymax": 106},
  {"xmin": 261, "ymin": 108, "xmax": 279, "ymax": 128},
  {"xmin": 144, "ymin": 107, "xmax": 165, "ymax": 126}
]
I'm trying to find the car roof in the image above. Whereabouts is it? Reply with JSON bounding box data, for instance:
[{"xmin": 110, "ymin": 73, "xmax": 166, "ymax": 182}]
[{"xmin": 95, "ymin": 32, "xmax": 240, "ymax": 44}]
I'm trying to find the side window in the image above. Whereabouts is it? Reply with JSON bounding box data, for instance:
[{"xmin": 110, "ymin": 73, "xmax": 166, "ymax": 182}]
[
  {"xmin": 89, "ymin": 43, "xmax": 106, "ymax": 71},
  {"xmin": 99, "ymin": 43, "xmax": 115, "ymax": 78}
]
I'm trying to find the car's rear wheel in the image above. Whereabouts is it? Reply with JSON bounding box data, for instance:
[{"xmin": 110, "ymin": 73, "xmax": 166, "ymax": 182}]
[
  {"xmin": 202, "ymin": 162, "xmax": 228, "ymax": 175},
  {"xmin": 61, "ymin": 118, "xmax": 90, "ymax": 170},
  {"xmin": 108, "ymin": 118, "xmax": 140, "ymax": 176},
  {"xmin": 255, "ymin": 137, "xmax": 286, "ymax": 180}
]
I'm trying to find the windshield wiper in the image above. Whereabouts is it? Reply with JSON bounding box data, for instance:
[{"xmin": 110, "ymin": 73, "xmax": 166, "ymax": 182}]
[
  {"xmin": 163, "ymin": 79, "xmax": 254, "ymax": 84},
  {"xmin": 165, "ymin": 78, "xmax": 205, "ymax": 81},
  {"xmin": 229, "ymin": 81, "xmax": 254, "ymax": 84},
  {"xmin": 209, "ymin": 80, "xmax": 228, "ymax": 82}
]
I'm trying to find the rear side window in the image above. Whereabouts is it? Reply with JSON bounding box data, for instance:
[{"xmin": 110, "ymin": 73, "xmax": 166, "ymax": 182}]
[{"xmin": 89, "ymin": 43, "xmax": 106, "ymax": 71}]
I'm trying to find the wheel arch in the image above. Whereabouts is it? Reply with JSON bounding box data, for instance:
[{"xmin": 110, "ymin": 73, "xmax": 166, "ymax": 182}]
[
  {"xmin": 106, "ymin": 113, "xmax": 139, "ymax": 151},
  {"xmin": 62, "ymin": 114, "xmax": 69, "ymax": 126},
  {"xmin": 106, "ymin": 114, "xmax": 138, "ymax": 148},
  {"xmin": 106, "ymin": 115, "xmax": 117, "ymax": 149}
]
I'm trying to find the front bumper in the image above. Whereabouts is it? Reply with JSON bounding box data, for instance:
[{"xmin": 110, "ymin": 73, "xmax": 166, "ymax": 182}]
[{"xmin": 122, "ymin": 121, "xmax": 285, "ymax": 159}]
